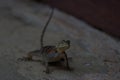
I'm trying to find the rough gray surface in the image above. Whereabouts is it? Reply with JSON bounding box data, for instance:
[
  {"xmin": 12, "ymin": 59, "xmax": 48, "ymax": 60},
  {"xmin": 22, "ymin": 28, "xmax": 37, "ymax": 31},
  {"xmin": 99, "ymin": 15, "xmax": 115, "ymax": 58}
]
[{"xmin": 0, "ymin": 0, "xmax": 120, "ymax": 80}]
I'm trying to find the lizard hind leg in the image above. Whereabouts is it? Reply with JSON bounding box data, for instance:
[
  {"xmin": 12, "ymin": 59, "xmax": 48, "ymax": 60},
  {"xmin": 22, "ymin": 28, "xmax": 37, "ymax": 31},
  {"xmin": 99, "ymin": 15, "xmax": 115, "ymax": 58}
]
[
  {"xmin": 23, "ymin": 50, "xmax": 41, "ymax": 61},
  {"xmin": 25, "ymin": 53, "xmax": 33, "ymax": 61},
  {"xmin": 17, "ymin": 52, "xmax": 33, "ymax": 61},
  {"xmin": 17, "ymin": 54, "xmax": 32, "ymax": 61}
]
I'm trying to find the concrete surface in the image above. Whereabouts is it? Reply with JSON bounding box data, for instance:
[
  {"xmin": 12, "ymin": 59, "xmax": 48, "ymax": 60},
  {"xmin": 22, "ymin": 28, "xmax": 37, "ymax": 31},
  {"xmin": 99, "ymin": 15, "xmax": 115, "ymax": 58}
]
[{"xmin": 0, "ymin": 0, "xmax": 120, "ymax": 80}]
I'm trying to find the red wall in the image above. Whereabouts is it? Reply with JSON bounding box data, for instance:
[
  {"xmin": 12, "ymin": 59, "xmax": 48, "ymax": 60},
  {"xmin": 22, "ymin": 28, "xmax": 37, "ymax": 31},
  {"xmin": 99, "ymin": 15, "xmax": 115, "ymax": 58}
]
[{"xmin": 36, "ymin": 0, "xmax": 120, "ymax": 37}]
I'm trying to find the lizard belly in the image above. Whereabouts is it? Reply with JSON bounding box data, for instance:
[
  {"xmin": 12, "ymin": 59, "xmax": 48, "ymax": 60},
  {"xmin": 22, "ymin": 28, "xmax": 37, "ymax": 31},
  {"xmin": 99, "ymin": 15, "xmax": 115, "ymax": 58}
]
[{"xmin": 47, "ymin": 52, "xmax": 62, "ymax": 62}]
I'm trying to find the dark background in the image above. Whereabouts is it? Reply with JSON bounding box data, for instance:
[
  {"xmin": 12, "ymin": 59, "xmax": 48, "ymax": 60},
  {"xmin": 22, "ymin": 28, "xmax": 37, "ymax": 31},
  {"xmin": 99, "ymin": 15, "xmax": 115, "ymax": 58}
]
[{"xmin": 35, "ymin": 0, "xmax": 120, "ymax": 37}]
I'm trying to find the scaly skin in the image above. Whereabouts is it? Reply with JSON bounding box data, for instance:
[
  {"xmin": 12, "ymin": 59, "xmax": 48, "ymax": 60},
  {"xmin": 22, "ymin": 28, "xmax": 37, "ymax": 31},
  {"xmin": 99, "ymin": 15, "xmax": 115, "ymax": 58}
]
[{"xmin": 18, "ymin": 40, "xmax": 71, "ymax": 73}]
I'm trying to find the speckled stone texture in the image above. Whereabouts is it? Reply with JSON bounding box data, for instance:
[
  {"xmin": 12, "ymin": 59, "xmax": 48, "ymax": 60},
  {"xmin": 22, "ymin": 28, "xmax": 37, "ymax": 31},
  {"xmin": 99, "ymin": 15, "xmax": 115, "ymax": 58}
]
[{"xmin": 0, "ymin": 0, "xmax": 120, "ymax": 80}]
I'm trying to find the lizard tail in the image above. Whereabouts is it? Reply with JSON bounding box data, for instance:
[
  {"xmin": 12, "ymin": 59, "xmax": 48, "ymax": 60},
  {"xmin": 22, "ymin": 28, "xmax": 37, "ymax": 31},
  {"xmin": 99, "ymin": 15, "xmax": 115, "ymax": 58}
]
[{"xmin": 40, "ymin": 7, "xmax": 54, "ymax": 48}]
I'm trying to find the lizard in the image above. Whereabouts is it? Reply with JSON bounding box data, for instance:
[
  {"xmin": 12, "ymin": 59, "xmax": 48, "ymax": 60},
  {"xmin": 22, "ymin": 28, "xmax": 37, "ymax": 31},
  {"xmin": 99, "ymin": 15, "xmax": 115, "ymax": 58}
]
[{"xmin": 17, "ymin": 7, "xmax": 71, "ymax": 74}]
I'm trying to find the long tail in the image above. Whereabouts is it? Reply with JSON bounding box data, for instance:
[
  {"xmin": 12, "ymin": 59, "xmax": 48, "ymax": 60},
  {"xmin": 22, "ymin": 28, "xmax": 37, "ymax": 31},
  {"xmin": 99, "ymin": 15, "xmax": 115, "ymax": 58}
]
[{"xmin": 40, "ymin": 7, "xmax": 54, "ymax": 48}]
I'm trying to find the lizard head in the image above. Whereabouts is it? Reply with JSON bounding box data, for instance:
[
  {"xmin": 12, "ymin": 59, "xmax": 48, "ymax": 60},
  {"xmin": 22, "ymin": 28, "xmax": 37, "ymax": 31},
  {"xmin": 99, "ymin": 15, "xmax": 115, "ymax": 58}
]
[{"xmin": 56, "ymin": 40, "xmax": 70, "ymax": 52}]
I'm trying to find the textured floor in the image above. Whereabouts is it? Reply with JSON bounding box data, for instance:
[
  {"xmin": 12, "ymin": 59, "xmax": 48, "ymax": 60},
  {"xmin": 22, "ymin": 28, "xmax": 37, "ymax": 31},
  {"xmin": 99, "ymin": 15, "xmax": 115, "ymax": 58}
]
[{"xmin": 0, "ymin": 0, "xmax": 120, "ymax": 80}]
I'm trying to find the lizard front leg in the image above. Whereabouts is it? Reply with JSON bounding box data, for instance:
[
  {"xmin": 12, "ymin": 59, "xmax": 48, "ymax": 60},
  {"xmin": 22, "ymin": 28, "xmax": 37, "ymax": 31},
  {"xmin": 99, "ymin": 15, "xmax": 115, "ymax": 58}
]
[
  {"xmin": 63, "ymin": 52, "xmax": 71, "ymax": 70},
  {"xmin": 44, "ymin": 60, "xmax": 50, "ymax": 74},
  {"xmin": 42, "ymin": 53, "xmax": 50, "ymax": 74}
]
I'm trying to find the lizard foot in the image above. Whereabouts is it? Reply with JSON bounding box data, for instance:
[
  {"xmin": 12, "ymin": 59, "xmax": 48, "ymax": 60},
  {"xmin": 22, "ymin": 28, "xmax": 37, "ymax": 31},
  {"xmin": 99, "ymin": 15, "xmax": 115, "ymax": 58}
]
[{"xmin": 17, "ymin": 57, "xmax": 33, "ymax": 61}]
